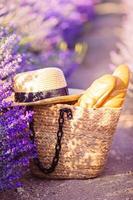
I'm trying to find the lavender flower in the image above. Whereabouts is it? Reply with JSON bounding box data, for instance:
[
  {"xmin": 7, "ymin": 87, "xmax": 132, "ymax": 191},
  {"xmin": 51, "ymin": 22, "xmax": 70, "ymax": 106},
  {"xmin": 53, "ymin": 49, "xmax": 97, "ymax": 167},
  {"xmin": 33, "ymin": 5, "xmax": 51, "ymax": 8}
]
[
  {"xmin": 0, "ymin": 28, "xmax": 35, "ymax": 190},
  {"xmin": 0, "ymin": 0, "xmax": 95, "ymax": 77}
]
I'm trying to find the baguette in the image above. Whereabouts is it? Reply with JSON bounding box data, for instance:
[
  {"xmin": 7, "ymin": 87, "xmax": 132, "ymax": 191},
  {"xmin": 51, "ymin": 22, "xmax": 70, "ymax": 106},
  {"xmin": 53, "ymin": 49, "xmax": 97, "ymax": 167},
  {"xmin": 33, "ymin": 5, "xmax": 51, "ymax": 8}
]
[
  {"xmin": 76, "ymin": 74, "xmax": 116, "ymax": 108},
  {"xmin": 102, "ymin": 65, "xmax": 130, "ymax": 108}
]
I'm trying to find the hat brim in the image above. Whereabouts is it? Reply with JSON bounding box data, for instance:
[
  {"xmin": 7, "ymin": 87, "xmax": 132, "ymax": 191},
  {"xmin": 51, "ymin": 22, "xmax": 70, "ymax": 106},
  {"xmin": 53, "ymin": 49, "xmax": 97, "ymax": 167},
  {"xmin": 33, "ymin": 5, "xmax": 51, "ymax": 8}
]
[{"xmin": 13, "ymin": 88, "xmax": 84, "ymax": 106}]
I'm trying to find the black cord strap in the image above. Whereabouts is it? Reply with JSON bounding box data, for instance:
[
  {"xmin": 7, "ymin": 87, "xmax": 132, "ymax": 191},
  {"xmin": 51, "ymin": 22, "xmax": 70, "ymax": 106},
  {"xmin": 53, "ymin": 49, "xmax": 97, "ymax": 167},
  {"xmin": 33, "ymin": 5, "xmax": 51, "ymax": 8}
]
[{"xmin": 30, "ymin": 108, "xmax": 73, "ymax": 174}]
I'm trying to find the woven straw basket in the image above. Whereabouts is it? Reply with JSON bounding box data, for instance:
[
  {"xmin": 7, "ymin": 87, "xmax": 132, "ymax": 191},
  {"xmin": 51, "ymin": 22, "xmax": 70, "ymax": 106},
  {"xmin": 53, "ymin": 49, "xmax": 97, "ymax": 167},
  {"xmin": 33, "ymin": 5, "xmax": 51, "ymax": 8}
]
[{"xmin": 30, "ymin": 104, "xmax": 121, "ymax": 179}]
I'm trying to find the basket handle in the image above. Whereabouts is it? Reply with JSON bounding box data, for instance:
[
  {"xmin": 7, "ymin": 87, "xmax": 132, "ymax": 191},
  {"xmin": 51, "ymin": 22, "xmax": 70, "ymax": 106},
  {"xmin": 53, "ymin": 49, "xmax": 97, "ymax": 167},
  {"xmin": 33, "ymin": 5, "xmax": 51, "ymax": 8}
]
[{"xmin": 30, "ymin": 107, "xmax": 73, "ymax": 174}]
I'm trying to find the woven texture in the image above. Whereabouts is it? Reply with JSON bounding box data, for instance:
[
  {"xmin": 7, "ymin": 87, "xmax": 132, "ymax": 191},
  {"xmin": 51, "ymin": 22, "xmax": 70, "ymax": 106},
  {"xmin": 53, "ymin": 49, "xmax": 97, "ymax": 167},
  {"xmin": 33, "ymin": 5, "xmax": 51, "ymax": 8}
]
[
  {"xmin": 14, "ymin": 68, "xmax": 67, "ymax": 92},
  {"xmin": 30, "ymin": 104, "xmax": 121, "ymax": 179}
]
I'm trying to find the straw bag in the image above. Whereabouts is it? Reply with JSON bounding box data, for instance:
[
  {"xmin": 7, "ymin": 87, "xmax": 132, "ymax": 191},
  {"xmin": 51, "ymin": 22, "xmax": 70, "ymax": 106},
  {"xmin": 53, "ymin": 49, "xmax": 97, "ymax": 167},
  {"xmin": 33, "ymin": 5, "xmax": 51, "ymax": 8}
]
[
  {"xmin": 30, "ymin": 104, "xmax": 121, "ymax": 179},
  {"xmin": 9, "ymin": 66, "xmax": 129, "ymax": 179}
]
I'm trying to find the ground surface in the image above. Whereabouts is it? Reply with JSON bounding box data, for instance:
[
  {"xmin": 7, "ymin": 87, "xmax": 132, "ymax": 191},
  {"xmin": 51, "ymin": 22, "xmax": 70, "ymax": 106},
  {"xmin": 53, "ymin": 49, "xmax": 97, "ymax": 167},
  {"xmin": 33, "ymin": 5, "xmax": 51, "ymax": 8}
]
[{"xmin": 1, "ymin": 1, "xmax": 133, "ymax": 199}]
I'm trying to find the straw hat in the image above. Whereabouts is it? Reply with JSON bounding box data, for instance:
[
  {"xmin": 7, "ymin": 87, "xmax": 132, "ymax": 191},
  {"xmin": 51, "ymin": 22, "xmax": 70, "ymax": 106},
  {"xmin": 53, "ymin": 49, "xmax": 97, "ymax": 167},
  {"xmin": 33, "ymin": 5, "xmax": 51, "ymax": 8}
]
[{"xmin": 13, "ymin": 67, "xmax": 83, "ymax": 106}]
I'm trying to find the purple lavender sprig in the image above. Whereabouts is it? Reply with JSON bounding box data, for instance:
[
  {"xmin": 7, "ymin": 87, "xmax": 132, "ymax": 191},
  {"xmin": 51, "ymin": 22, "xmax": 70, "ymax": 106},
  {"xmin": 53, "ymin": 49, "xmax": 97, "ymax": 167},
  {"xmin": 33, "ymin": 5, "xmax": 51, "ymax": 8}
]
[{"xmin": 0, "ymin": 27, "xmax": 35, "ymax": 191}]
